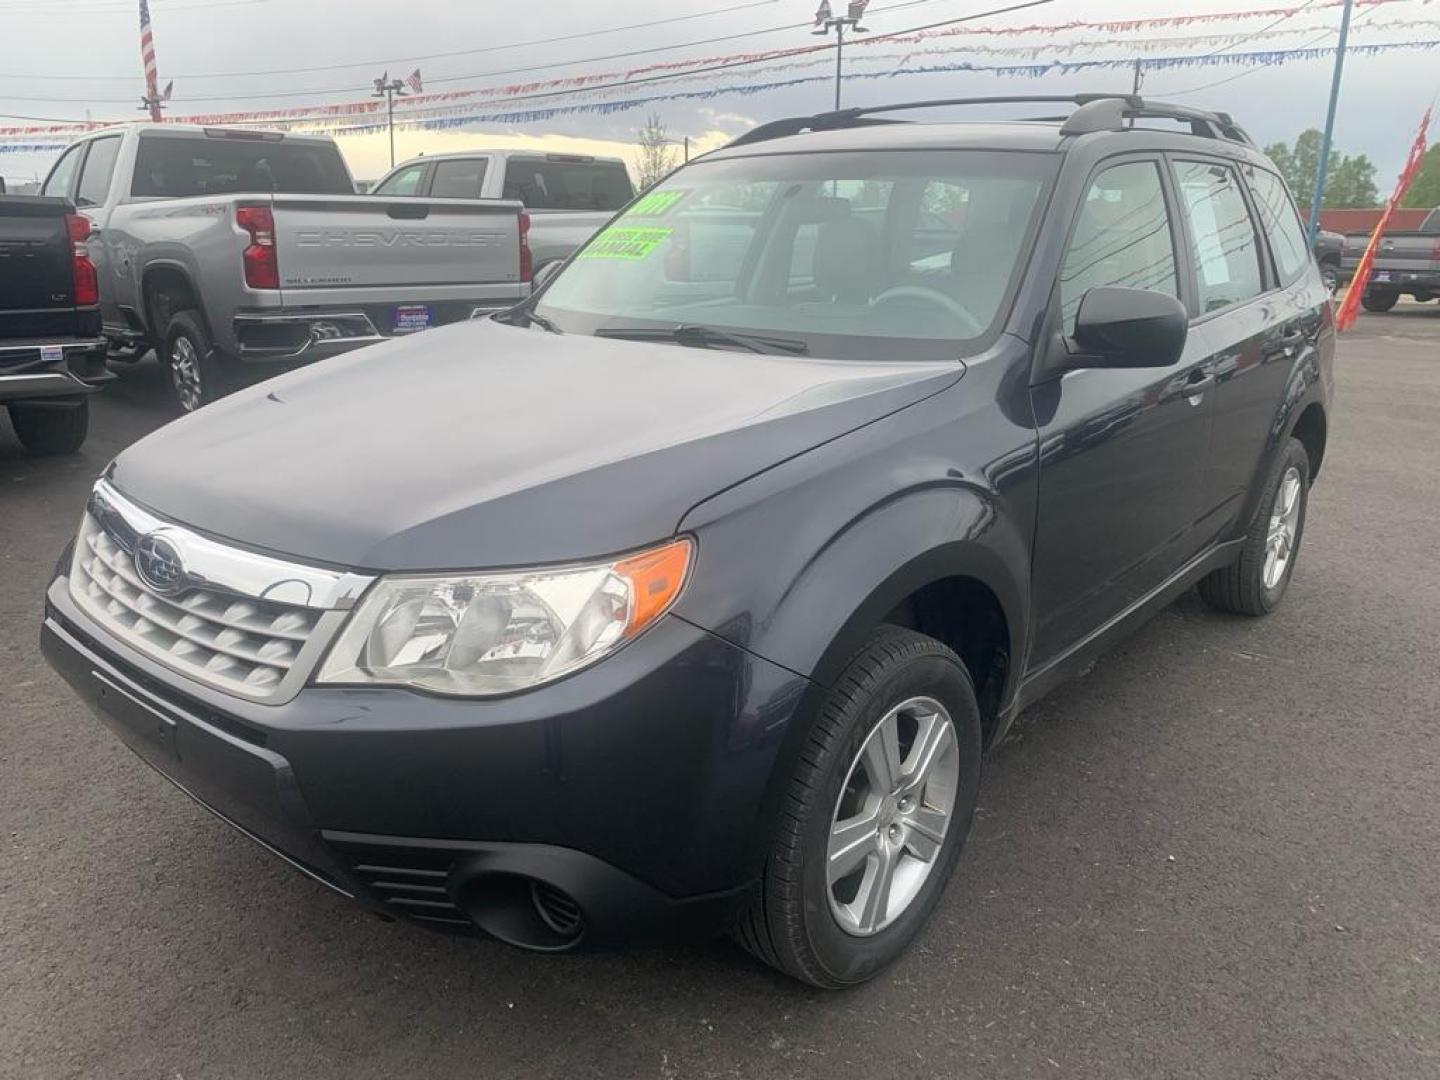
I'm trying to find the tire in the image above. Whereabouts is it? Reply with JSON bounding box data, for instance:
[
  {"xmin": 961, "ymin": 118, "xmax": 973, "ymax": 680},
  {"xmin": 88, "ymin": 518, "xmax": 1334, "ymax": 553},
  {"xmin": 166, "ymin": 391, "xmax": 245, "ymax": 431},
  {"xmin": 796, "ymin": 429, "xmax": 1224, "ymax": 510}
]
[
  {"xmin": 7, "ymin": 398, "xmax": 89, "ymax": 455},
  {"xmin": 1361, "ymin": 289, "xmax": 1398, "ymax": 313},
  {"xmin": 733, "ymin": 626, "xmax": 983, "ymax": 988},
  {"xmin": 1198, "ymin": 438, "xmax": 1311, "ymax": 617},
  {"xmin": 1319, "ymin": 262, "xmax": 1339, "ymax": 297},
  {"xmin": 162, "ymin": 310, "xmax": 226, "ymax": 413}
]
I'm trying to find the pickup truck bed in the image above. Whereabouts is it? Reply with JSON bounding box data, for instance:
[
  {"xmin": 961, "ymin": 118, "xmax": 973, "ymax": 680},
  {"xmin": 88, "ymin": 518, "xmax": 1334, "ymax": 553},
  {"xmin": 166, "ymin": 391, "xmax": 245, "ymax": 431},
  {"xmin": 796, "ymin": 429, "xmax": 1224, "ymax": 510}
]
[
  {"xmin": 41, "ymin": 125, "xmax": 530, "ymax": 411},
  {"xmin": 0, "ymin": 194, "xmax": 110, "ymax": 454},
  {"xmin": 1341, "ymin": 206, "xmax": 1440, "ymax": 311}
]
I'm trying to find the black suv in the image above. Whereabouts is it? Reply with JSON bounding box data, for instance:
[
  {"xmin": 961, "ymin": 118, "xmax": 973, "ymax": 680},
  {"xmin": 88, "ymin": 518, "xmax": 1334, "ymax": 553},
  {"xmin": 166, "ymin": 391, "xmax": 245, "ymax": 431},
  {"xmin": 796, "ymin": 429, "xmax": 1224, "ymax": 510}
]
[{"xmin": 42, "ymin": 95, "xmax": 1333, "ymax": 988}]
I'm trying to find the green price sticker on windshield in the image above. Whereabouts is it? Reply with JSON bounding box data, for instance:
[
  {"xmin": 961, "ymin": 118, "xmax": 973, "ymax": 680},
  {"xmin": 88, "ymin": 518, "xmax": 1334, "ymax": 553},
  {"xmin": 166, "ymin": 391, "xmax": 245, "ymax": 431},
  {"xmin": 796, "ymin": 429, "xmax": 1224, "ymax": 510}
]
[
  {"xmin": 628, "ymin": 189, "xmax": 688, "ymax": 218},
  {"xmin": 579, "ymin": 226, "xmax": 673, "ymax": 261}
]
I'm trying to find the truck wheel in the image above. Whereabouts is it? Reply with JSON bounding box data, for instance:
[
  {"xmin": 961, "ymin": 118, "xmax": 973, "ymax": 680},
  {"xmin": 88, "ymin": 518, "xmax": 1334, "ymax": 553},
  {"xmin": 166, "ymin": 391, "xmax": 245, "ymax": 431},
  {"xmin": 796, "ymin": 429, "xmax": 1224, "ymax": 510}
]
[
  {"xmin": 732, "ymin": 626, "xmax": 982, "ymax": 988},
  {"xmin": 1319, "ymin": 262, "xmax": 1339, "ymax": 297},
  {"xmin": 163, "ymin": 311, "xmax": 225, "ymax": 413},
  {"xmin": 1360, "ymin": 290, "xmax": 1398, "ymax": 313},
  {"xmin": 7, "ymin": 398, "xmax": 89, "ymax": 455},
  {"xmin": 1198, "ymin": 438, "xmax": 1310, "ymax": 617}
]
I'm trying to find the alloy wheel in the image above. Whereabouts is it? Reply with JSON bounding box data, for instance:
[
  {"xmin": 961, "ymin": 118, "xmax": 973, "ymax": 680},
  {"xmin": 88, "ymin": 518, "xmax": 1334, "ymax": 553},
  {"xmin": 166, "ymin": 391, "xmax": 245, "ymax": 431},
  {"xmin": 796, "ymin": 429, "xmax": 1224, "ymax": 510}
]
[
  {"xmin": 1263, "ymin": 465, "xmax": 1303, "ymax": 590},
  {"xmin": 170, "ymin": 336, "xmax": 203, "ymax": 412},
  {"xmin": 826, "ymin": 695, "xmax": 960, "ymax": 936}
]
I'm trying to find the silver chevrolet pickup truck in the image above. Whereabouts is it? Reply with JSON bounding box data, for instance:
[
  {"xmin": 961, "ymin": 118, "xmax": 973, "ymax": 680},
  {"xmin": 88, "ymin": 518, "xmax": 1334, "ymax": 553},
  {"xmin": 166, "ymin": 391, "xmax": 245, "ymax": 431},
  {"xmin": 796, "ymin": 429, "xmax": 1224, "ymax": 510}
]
[
  {"xmin": 41, "ymin": 125, "xmax": 530, "ymax": 411},
  {"xmin": 372, "ymin": 150, "xmax": 634, "ymax": 274}
]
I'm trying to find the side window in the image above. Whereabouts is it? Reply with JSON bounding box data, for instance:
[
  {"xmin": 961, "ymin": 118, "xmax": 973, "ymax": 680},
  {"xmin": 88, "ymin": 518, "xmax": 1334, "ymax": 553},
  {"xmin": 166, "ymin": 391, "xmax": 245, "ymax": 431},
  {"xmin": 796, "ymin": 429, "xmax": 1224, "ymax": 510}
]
[
  {"xmin": 1173, "ymin": 160, "xmax": 1266, "ymax": 314},
  {"xmin": 1245, "ymin": 165, "xmax": 1310, "ymax": 286},
  {"xmin": 1059, "ymin": 161, "xmax": 1179, "ymax": 329},
  {"xmin": 75, "ymin": 136, "xmax": 121, "ymax": 207},
  {"xmin": 42, "ymin": 143, "xmax": 86, "ymax": 197},
  {"xmin": 374, "ymin": 163, "xmax": 425, "ymax": 196},
  {"xmin": 430, "ymin": 159, "xmax": 487, "ymax": 199}
]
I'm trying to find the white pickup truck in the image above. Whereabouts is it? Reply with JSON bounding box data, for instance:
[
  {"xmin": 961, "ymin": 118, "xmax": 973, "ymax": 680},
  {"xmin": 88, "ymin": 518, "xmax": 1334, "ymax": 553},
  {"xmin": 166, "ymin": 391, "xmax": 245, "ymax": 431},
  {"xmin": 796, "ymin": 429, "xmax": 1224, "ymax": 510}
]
[
  {"xmin": 372, "ymin": 150, "xmax": 635, "ymax": 274},
  {"xmin": 41, "ymin": 125, "xmax": 530, "ymax": 411}
]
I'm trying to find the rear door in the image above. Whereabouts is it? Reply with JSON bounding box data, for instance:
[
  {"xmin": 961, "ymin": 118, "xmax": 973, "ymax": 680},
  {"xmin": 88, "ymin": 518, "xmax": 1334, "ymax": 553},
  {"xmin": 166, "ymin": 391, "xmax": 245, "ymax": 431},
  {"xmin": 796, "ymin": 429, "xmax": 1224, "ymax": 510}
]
[
  {"xmin": 1029, "ymin": 155, "xmax": 1217, "ymax": 666},
  {"xmin": 1169, "ymin": 157, "xmax": 1301, "ymax": 535},
  {"xmin": 72, "ymin": 134, "xmax": 123, "ymax": 326}
]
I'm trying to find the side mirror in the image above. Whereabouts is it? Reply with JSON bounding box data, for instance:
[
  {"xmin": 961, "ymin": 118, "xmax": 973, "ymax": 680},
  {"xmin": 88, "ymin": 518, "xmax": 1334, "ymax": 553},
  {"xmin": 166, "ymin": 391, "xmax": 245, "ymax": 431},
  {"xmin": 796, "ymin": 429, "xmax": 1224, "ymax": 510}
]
[
  {"xmin": 531, "ymin": 260, "xmax": 563, "ymax": 292},
  {"xmin": 1066, "ymin": 286, "xmax": 1188, "ymax": 370}
]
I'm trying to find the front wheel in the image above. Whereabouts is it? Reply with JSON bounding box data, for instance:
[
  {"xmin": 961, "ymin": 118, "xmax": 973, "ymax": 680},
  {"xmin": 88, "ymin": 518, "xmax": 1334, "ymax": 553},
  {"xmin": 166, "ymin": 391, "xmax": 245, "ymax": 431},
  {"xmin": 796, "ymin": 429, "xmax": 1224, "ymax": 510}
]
[
  {"xmin": 1198, "ymin": 438, "xmax": 1311, "ymax": 616},
  {"xmin": 733, "ymin": 626, "xmax": 982, "ymax": 988},
  {"xmin": 1361, "ymin": 289, "xmax": 1398, "ymax": 313},
  {"xmin": 7, "ymin": 398, "xmax": 89, "ymax": 455},
  {"xmin": 1319, "ymin": 262, "xmax": 1339, "ymax": 297}
]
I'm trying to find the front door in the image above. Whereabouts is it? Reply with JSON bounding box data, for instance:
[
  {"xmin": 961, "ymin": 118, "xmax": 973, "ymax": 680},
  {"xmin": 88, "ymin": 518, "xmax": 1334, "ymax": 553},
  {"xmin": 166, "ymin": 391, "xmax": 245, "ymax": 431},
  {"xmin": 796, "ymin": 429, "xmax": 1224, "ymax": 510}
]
[{"xmin": 1029, "ymin": 157, "xmax": 1216, "ymax": 667}]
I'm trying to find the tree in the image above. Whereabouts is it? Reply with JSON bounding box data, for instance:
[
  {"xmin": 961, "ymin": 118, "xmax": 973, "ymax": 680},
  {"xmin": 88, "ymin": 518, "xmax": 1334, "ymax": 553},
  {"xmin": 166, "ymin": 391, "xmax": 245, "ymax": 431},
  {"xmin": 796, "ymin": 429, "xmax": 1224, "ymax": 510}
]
[
  {"xmin": 1401, "ymin": 142, "xmax": 1440, "ymax": 208},
  {"xmin": 636, "ymin": 114, "xmax": 677, "ymax": 191},
  {"xmin": 1262, "ymin": 128, "xmax": 1378, "ymax": 209}
]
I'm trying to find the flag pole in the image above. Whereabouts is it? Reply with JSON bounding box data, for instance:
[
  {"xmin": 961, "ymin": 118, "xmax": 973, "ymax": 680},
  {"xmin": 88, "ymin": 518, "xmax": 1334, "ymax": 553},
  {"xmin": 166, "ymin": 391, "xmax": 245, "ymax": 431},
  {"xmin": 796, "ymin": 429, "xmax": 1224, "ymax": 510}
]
[
  {"xmin": 1306, "ymin": 0, "xmax": 1355, "ymax": 246},
  {"xmin": 138, "ymin": 0, "xmax": 166, "ymax": 122}
]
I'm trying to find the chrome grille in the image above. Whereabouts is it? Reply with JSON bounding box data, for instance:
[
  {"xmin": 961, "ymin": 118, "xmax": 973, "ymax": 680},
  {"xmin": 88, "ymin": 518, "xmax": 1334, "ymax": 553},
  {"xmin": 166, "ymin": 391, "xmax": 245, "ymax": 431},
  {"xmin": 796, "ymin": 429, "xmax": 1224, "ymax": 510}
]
[{"xmin": 67, "ymin": 480, "xmax": 373, "ymax": 703}]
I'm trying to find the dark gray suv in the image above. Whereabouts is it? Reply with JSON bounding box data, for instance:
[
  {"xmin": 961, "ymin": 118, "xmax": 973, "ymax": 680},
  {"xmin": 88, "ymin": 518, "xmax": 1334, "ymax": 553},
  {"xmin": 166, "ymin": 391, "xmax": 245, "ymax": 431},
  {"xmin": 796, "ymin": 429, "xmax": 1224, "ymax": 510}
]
[{"xmin": 42, "ymin": 95, "xmax": 1333, "ymax": 988}]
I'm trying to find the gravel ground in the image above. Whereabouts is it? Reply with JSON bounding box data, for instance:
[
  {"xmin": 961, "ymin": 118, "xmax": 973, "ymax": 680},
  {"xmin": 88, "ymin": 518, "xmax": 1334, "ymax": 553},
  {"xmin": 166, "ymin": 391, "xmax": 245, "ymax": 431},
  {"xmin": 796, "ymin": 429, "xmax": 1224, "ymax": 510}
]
[{"xmin": 2, "ymin": 304, "xmax": 1438, "ymax": 1080}]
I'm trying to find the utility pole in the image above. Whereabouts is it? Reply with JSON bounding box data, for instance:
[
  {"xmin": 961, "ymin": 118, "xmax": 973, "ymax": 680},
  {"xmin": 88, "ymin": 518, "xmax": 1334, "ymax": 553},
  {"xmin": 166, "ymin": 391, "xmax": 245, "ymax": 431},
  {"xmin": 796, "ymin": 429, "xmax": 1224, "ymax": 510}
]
[
  {"xmin": 1307, "ymin": 0, "xmax": 1355, "ymax": 245},
  {"xmin": 372, "ymin": 73, "xmax": 409, "ymax": 169},
  {"xmin": 1129, "ymin": 59, "xmax": 1145, "ymax": 128},
  {"xmin": 812, "ymin": 2, "xmax": 870, "ymax": 111}
]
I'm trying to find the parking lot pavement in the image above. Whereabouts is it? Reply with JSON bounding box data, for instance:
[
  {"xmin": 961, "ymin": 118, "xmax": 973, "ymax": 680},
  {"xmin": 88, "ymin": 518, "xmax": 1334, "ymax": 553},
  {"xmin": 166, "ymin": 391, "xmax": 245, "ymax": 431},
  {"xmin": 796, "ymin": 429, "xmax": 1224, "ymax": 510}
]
[{"xmin": 3, "ymin": 306, "xmax": 1438, "ymax": 1080}]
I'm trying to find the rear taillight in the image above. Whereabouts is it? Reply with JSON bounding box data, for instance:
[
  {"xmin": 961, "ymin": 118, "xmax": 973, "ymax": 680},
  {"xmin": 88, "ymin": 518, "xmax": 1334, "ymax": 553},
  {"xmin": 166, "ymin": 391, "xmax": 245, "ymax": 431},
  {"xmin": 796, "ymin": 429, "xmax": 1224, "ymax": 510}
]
[
  {"xmin": 66, "ymin": 213, "xmax": 98, "ymax": 307},
  {"xmin": 236, "ymin": 204, "xmax": 279, "ymax": 290},
  {"xmin": 519, "ymin": 210, "xmax": 533, "ymax": 284}
]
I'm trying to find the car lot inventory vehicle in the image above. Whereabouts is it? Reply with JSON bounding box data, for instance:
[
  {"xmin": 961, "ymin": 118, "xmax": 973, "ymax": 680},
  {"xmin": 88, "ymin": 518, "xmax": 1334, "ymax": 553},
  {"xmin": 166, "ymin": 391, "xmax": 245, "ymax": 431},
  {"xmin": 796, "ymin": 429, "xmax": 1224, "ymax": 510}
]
[
  {"xmin": 43, "ymin": 95, "xmax": 1333, "ymax": 988},
  {"xmin": 0, "ymin": 193, "xmax": 110, "ymax": 454},
  {"xmin": 1342, "ymin": 206, "xmax": 1440, "ymax": 311},
  {"xmin": 372, "ymin": 149, "xmax": 634, "ymax": 273},
  {"xmin": 41, "ymin": 125, "xmax": 530, "ymax": 412}
]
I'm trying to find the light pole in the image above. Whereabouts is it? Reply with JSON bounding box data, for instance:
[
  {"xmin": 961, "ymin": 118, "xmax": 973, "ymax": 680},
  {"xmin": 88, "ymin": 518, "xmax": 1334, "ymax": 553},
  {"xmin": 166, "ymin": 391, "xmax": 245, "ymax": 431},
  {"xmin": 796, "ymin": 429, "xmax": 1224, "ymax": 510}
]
[
  {"xmin": 812, "ymin": 1, "xmax": 870, "ymax": 112},
  {"xmin": 1306, "ymin": 0, "xmax": 1355, "ymax": 246},
  {"xmin": 372, "ymin": 73, "xmax": 409, "ymax": 169}
]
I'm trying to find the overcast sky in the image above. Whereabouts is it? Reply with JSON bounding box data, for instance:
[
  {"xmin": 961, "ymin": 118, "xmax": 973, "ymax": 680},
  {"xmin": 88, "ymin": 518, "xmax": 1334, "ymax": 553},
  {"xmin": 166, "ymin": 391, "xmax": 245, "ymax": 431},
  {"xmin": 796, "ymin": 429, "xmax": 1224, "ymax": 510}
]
[{"xmin": 1, "ymin": 0, "xmax": 1436, "ymax": 188}]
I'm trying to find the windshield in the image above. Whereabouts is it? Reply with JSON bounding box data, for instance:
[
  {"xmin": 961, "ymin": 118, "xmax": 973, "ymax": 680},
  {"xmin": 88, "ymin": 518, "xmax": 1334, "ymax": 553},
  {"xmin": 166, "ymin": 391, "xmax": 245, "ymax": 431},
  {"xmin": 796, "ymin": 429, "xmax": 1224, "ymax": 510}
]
[{"xmin": 535, "ymin": 149, "xmax": 1057, "ymax": 360}]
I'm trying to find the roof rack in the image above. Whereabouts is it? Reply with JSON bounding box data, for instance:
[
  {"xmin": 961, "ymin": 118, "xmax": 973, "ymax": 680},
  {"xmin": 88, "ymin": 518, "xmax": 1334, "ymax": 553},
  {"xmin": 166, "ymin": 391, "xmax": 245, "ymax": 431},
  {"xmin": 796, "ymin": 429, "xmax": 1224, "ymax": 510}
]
[{"xmin": 725, "ymin": 94, "xmax": 1255, "ymax": 149}]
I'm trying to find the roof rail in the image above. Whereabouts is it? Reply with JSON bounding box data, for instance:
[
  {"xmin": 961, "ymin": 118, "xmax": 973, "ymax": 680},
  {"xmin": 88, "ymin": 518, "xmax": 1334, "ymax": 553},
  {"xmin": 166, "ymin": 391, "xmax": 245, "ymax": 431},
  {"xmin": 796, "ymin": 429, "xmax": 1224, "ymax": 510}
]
[{"xmin": 725, "ymin": 93, "xmax": 1255, "ymax": 149}]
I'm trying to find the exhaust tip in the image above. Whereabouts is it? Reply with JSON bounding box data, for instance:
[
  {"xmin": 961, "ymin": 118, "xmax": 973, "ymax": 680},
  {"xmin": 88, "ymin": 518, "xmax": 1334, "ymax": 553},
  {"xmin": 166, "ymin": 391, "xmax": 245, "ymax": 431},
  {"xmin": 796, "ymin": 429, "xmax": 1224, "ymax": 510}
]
[{"xmin": 458, "ymin": 872, "xmax": 585, "ymax": 951}]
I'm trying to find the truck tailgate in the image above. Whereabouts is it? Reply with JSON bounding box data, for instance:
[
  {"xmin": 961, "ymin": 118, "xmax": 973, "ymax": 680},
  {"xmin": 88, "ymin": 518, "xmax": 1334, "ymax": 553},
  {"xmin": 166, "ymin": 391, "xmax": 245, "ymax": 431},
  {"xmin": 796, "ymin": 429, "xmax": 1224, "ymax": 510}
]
[
  {"xmin": 269, "ymin": 195, "xmax": 523, "ymax": 295},
  {"xmin": 0, "ymin": 196, "xmax": 76, "ymax": 338}
]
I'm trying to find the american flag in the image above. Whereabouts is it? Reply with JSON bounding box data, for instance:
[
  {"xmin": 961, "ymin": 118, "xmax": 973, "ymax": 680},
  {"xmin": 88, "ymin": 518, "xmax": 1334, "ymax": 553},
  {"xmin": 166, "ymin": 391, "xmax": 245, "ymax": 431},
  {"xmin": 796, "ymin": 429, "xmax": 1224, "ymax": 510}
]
[{"xmin": 139, "ymin": 0, "xmax": 162, "ymax": 121}]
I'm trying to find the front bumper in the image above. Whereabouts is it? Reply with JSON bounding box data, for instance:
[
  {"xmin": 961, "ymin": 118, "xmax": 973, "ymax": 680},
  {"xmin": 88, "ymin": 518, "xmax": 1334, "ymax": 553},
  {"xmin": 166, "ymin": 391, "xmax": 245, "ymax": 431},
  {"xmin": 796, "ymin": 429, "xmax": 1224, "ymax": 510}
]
[
  {"xmin": 0, "ymin": 338, "xmax": 111, "ymax": 402},
  {"xmin": 43, "ymin": 574, "xmax": 807, "ymax": 947}
]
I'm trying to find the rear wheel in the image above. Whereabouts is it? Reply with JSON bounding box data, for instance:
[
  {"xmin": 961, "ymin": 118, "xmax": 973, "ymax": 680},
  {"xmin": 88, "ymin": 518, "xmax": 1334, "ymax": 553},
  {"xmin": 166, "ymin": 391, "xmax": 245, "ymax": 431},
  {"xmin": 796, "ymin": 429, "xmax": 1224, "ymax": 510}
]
[
  {"xmin": 162, "ymin": 310, "xmax": 226, "ymax": 413},
  {"xmin": 1198, "ymin": 438, "xmax": 1310, "ymax": 617},
  {"xmin": 7, "ymin": 398, "xmax": 89, "ymax": 455},
  {"xmin": 1361, "ymin": 289, "xmax": 1398, "ymax": 313},
  {"xmin": 733, "ymin": 626, "xmax": 982, "ymax": 988}
]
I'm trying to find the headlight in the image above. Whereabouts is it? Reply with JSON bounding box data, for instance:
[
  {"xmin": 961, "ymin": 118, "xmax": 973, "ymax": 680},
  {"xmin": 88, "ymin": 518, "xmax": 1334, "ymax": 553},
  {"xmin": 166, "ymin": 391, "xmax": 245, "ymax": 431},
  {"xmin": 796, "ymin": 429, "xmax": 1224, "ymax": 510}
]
[{"xmin": 316, "ymin": 538, "xmax": 692, "ymax": 696}]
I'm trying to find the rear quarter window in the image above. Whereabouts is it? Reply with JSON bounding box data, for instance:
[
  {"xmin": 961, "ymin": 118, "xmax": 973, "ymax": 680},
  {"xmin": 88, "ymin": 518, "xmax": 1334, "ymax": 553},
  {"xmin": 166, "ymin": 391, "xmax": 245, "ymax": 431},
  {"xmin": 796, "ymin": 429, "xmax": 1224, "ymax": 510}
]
[
  {"xmin": 1245, "ymin": 165, "xmax": 1311, "ymax": 286},
  {"xmin": 502, "ymin": 159, "xmax": 633, "ymax": 211},
  {"xmin": 132, "ymin": 137, "xmax": 353, "ymax": 197}
]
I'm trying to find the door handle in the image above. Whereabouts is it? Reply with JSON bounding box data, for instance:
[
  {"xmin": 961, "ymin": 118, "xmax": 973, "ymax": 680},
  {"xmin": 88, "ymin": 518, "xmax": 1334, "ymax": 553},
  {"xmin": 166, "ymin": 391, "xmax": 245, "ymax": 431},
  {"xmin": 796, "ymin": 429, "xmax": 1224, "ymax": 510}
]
[{"xmin": 1183, "ymin": 370, "xmax": 1215, "ymax": 403}]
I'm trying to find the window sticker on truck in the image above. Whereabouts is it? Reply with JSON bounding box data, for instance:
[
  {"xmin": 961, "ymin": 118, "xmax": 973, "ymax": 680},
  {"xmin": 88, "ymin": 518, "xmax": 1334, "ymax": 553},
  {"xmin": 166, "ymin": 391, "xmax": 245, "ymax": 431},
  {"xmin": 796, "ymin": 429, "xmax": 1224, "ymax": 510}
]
[
  {"xmin": 627, "ymin": 189, "xmax": 689, "ymax": 218},
  {"xmin": 578, "ymin": 226, "xmax": 673, "ymax": 260}
]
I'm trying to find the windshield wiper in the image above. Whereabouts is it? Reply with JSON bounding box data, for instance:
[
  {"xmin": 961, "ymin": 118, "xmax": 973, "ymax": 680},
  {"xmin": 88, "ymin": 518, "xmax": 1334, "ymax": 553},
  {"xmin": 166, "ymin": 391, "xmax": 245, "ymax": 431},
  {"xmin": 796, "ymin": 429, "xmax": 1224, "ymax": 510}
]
[
  {"xmin": 522, "ymin": 308, "xmax": 562, "ymax": 334},
  {"xmin": 595, "ymin": 324, "xmax": 808, "ymax": 356}
]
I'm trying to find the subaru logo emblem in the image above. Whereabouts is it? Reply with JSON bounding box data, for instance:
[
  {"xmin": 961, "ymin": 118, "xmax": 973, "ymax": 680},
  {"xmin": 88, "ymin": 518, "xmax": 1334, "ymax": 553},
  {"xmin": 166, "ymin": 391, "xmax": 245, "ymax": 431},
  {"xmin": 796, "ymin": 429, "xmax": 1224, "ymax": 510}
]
[{"xmin": 134, "ymin": 533, "xmax": 186, "ymax": 596}]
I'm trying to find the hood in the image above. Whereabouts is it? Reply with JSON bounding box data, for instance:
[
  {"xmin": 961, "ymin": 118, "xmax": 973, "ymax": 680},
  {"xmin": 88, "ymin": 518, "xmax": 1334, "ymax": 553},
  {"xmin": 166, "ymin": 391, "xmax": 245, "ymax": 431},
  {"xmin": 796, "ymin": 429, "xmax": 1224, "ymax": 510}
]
[{"xmin": 110, "ymin": 319, "xmax": 961, "ymax": 570}]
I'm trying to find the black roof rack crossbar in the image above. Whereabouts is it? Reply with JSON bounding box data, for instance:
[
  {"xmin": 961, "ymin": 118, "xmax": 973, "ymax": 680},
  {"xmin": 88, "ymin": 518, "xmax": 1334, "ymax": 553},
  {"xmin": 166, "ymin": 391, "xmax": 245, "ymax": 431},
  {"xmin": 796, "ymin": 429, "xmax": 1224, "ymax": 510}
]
[{"xmin": 726, "ymin": 93, "xmax": 1254, "ymax": 149}]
